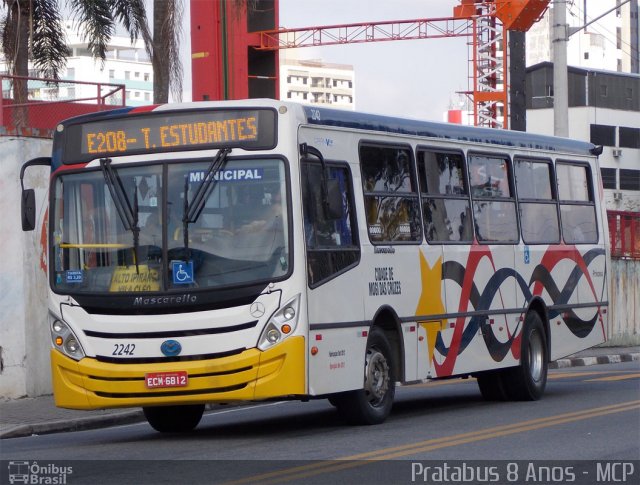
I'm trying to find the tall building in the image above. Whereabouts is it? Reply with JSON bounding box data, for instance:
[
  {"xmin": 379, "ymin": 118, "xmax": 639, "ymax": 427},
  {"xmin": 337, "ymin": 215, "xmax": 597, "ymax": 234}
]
[
  {"xmin": 279, "ymin": 52, "xmax": 355, "ymax": 110},
  {"xmin": 527, "ymin": 0, "xmax": 640, "ymax": 74},
  {"xmin": 1, "ymin": 22, "xmax": 153, "ymax": 107},
  {"xmin": 526, "ymin": 62, "xmax": 640, "ymax": 212}
]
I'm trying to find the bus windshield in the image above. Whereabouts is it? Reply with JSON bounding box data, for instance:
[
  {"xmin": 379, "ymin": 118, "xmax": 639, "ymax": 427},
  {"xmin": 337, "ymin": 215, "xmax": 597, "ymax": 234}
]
[{"xmin": 51, "ymin": 157, "xmax": 289, "ymax": 294}]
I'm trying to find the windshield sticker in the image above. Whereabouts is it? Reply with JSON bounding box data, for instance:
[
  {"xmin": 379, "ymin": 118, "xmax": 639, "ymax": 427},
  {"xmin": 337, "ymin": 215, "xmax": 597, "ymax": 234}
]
[
  {"xmin": 172, "ymin": 261, "xmax": 194, "ymax": 285},
  {"xmin": 110, "ymin": 265, "xmax": 160, "ymax": 292},
  {"xmin": 65, "ymin": 270, "xmax": 84, "ymax": 284},
  {"xmin": 188, "ymin": 168, "xmax": 264, "ymax": 184}
]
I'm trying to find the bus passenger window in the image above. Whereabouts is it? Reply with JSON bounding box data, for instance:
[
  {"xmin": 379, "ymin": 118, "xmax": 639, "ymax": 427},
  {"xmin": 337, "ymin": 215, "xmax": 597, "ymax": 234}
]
[
  {"xmin": 360, "ymin": 144, "xmax": 421, "ymax": 243},
  {"xmin": 469, "ymin": 155, "xmax": 518, "ymax": 243},
  {"xmin": 418, "ymin": 149, "xmax": 473, "ymax": 243},
  {"xmin": 556, "ymin": 162, "xmax": 598, "ymax": 244},
  {"xmin": 515, "ymin": 159, "xmax": 559, "ymax": 244},
  {"xmin": 302, "ymin": 162, "xmax": 359, "ymax": 287}
]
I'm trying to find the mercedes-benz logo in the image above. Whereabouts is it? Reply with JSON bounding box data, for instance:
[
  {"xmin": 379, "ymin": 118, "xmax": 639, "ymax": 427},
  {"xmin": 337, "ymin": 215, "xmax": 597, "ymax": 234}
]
[
  {"xmin": 250, "ymin": 302, "xmax": 266, "ymax": 318},
  {"xmin": 160, "ymin": 339, "xmax": 182, "ymax": 357}
]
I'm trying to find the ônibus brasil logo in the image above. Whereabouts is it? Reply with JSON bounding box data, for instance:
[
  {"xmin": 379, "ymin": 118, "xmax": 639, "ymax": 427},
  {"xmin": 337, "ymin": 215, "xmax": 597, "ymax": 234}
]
[{"xmin": 7, "ymin": 461, "xmax": 72, "ymax": 484}]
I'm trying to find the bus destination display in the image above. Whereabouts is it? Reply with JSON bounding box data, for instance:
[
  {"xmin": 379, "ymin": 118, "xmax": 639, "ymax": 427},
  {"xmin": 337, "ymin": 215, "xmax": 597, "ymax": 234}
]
[{"xmin": 62, "ymin": 108, "xmax": 276, "ymax": 164}]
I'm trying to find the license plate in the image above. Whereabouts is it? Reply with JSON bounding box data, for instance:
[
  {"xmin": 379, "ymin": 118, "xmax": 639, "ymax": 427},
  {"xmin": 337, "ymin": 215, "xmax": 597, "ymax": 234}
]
[{"xmin": 145, "ymin": 371, "xmax": 188, "ymax": 389}]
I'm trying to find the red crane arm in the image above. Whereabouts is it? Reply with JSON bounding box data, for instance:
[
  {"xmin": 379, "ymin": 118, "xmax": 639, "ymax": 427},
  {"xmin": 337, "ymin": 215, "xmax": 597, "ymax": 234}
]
[{"xmin": 256, "ymin": 17, "xmax": 476, "ymax": 51}]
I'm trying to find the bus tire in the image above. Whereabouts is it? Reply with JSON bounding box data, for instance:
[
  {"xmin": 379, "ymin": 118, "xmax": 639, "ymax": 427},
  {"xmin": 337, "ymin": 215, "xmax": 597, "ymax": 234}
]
[
  {"xmin": 503, "ymin": 311, "xmax": 548, "ymax": 401},
  {"xmin": 476, "ymin": 370, "xmax": 508, "ymax": 401},
  {"xmin": 335, "ymin": 327, "xmax": 395, "ymax": 425},
  {"xmin": 143, "ymin": 404, "xmax": 205, "ymax": 433}
]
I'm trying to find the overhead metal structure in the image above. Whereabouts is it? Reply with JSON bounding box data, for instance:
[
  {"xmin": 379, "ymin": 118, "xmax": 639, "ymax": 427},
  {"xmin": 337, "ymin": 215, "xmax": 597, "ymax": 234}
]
[
  {"xmin": 453, "ymin": 1, "xmax": 550, "ymax": 128},
  {"xmin": 191, "ymin": 1, "xmax": 550, "ymax": 130}
]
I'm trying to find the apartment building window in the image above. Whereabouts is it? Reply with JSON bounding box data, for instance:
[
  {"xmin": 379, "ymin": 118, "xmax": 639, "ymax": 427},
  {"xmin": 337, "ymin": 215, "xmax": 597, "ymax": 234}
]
[
  {"xmin": 124, "ymin": 71, "xmax": 131, "ymax": 80},
  {"xmin": 601, "ymin": 168, "xmax": 617, "ymax": 190},
  {"xmin": 109, "ymin": 69, "xmax": 115, "ymax": 79},
  {"xmin": 590, "ymin": 124, "xmax": 616, "ymax": 146},
  {"xmin": 619, "ymin": 127, "xmax": 640, "ymax": 149},
  {"xmin": 144, "ymin": 73, "xmax": 150, "ymax": 82},
  {"xmin": 620, "ymin": 170, "xmax": 640, "ymax": 191}
]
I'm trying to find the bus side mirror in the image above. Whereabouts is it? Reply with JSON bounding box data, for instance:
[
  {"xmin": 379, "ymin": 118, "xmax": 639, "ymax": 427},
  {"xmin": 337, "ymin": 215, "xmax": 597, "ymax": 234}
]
[
  {"xmin": 22, "ymin": 189, "xmax": 37, "ymax": 231},
  {"xmin": 19, "ymin": 157, "xmax": 52, "ymax": 232},
  {"xmin": 325, "ymin": 178, "xmax": 344, "ymax": 220}
]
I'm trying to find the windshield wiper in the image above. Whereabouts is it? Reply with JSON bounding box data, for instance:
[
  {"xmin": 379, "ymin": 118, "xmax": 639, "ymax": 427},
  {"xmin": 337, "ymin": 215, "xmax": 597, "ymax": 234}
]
[
  {"xmin": 182, "ymin": 148, "xmax": 231, "ymax": 255},
  {"xmin": 100, "ymin": 158, "xmax": 141, "ymax": 273}
]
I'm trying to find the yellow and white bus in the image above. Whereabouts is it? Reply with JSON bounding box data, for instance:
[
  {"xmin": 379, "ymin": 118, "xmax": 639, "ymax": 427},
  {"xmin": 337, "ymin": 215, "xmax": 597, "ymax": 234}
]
[{"xmin": 21, "ymin": 99, "xmax": 609, "ymax": 431}]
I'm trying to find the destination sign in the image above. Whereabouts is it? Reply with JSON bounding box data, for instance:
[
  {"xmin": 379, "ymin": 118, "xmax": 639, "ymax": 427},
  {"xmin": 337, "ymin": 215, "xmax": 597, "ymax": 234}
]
[{"xmin": 61, "ymin": 108, "xmax": 276, "ymax": 164}]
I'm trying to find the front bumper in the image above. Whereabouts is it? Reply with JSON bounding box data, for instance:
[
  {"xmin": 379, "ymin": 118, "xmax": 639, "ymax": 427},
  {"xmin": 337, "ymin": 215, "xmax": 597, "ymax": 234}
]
[{"xmin": 51, "ymin": 336, "xmax": 306, "ymax": 409}]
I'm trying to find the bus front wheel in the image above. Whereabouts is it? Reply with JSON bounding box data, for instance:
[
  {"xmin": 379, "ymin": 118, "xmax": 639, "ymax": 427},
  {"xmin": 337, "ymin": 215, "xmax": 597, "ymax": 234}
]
[
  {"xmin": 335, "ymin": 327, "xmax": 396, "ymax": 425},
  {"xmin": 143, "ymin": 404, "xmax": 205, "ymax": 432}
]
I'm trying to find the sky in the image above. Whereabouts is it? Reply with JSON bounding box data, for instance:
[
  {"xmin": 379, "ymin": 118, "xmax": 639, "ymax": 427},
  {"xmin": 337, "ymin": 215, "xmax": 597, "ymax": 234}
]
[{"xmin": 179, "ymin": 0, "xmax": 468, "ymax": 121}]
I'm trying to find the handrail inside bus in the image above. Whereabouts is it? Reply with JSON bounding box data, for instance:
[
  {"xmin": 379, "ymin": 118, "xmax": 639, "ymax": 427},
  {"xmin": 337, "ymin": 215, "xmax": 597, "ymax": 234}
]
[{"xmin": 59, "ymin": 243, "xmax": 128, "ymax": 249}]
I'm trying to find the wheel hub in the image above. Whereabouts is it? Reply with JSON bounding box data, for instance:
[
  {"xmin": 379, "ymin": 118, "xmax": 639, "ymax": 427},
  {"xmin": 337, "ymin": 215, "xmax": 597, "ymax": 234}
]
[
  {"xmin": 364, "ymin": 348, "xmax": 389, "ymax": 405},
  {"xmin": 528, "ymin": 329, "xmax": 544, "ymax": 383}
]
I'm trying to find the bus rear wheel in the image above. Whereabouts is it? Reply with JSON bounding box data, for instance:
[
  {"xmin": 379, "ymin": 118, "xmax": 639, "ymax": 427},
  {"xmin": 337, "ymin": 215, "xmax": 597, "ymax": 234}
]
[
  {"xmin": 502, "ymin": 311, "xmax": 548, "ymax": 401},
  {"xmin": 335, "ymin": 327, "xmax": 395, "ymax": 425},
  {"xmin": 143, "ymin": 404, "xmax": 205, "ymax": 433}
]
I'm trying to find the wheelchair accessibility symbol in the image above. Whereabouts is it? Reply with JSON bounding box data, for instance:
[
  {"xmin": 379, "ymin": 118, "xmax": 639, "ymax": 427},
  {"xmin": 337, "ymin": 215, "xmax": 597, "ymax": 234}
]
[{"xmin": 172, "ymin": 261, "xmax": 194, "ymax": 285}]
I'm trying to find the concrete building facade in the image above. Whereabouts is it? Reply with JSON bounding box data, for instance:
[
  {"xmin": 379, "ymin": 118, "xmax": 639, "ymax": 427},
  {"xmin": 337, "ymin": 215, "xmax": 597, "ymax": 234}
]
[
  {"xmin": 526, "ymin": 62, "xmax": 640, "ymax": 212},
  {"xmin": 1, "ymin": 23, "xmax": 152, "ymax": 107},
  {"xmin": 527, "ymin": 0, "xmax": 639, "ymax": 74},
  {"xmin": 279, "ymin": 55, "xmax": 355, "ymax": 110}
]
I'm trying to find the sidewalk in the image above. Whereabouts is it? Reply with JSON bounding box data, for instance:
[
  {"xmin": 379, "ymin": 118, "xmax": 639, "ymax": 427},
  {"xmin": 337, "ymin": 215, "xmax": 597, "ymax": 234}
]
[{"xmin": 1, "ymin": 346, "xmax": 638, "ymax": 439}]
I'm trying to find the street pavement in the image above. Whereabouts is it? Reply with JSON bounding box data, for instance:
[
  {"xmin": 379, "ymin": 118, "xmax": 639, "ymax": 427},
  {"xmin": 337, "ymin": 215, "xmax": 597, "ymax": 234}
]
[{"xmin": 1, "ymin": 346, "xmax": 638, "ymax": 439}]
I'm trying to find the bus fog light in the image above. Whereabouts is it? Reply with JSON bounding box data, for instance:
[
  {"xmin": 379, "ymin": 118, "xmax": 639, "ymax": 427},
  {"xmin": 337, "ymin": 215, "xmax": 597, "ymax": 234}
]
[
  {"xmin": 283, "ymin": 307, "xmax": 295, "ymax": 320},
  {"xmin": 267, "ymin": 328, "xmax": 281, "ymax": 343},
  {"xmin": 52, "ymin": 320, "xmax": 64, "ymax": 333},
  {"xmin": 65, "ymin": 338, "xmax": 80, "ymax": 354}
]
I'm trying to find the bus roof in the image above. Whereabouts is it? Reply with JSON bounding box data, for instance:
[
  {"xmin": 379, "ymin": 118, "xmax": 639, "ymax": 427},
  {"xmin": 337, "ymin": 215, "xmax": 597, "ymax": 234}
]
[
  {"xmin": 51, "ymin": 100, "xmax": 599, "ymax": 167},
  {"xmin": 300, "ymin": 105, "xmax": 599, "ymax": 157}
]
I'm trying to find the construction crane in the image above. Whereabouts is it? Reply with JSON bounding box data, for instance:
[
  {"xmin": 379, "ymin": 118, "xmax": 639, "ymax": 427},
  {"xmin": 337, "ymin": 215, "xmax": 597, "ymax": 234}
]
[{"xmin": 190, "ymin": 0, "xmax": 550, "ymax": 130}]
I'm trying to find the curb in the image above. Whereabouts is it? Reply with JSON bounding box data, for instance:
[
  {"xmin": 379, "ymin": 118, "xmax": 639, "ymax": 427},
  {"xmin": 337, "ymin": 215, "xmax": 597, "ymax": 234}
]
[
  {"xmin": 0, "ymin": 410, "xmax": 144, "ymax": 439},
  {"xmin": 549, "ymin": 352, "xmax": 640, "ymax": 369}
]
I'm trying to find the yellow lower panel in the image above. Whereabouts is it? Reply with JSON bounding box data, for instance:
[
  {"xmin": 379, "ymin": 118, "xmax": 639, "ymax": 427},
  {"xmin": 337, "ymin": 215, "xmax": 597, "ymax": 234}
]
[{"xmin": 51, "ymin": 336, "xmax": 306, "ymax": 409}]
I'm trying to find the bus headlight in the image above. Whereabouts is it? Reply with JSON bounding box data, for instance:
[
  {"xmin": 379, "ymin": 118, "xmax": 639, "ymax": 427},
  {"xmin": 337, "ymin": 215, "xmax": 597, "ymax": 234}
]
[
  {"xmin": 51, "ymin": 318, "xmax": 85, "ymax": 361},
  {"xmin": 257, "ymin": 294, "xmax": 301, "ymax": 351}
]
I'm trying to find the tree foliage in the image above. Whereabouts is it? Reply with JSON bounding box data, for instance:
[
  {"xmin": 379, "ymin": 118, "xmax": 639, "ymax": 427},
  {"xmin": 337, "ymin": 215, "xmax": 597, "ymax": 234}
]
[{"xmin": 0, "ymin": 0, "xmax": 183, "ymax": 109}]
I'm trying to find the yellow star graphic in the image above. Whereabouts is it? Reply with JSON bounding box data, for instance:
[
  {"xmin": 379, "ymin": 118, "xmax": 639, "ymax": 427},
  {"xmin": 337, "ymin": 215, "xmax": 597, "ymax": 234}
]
[{"xmin": 416, "ymin": 251, "xmax": 446, "ymax": 364}]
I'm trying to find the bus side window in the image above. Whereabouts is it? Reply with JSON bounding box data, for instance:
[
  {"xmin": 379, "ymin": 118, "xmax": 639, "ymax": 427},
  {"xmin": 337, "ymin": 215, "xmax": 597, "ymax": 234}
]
[
  {"xmin": 556, "ymin": 162, "xmax": 598, "ymax": 244},
  {"xmin": 302, "ymin": 161, "xmax": 360, "ymax": 287},
  {"xmin": 418, "ymin": 149, "xmax": 473, "ymax": 243},
  {"xmin": 468, "ymin": 154, "xmax": 519, "ymax": 243},
  {"xmin": 359, "ymin": 144, "xmax": 422, "ymax": 243},
  {"xmin": 515, "ymin": 159, "xmax": 560, "ymax": 244}
]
